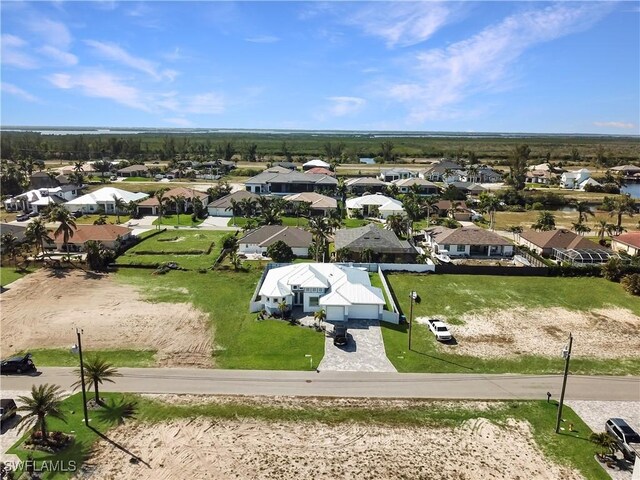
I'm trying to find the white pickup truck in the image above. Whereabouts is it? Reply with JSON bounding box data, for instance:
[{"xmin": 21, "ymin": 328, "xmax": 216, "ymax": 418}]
[{"xmin": 427, "ymin": 319, "xmax": 452, "ymax": 342}]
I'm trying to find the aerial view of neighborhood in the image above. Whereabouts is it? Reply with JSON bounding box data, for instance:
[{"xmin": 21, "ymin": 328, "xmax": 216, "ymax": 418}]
[{"xmin": 0, "ymin": 1, "xmax": 639, "ymax": 479}]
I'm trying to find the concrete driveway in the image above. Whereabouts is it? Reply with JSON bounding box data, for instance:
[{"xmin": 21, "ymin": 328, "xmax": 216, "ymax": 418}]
[{"xmin": 318, "ymin": 320, "xmax": 397, "ymax": 373}]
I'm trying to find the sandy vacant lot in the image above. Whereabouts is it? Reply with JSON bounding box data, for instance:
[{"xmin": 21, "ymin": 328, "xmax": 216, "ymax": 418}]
[
  {"xmin": 82, "ymin": 415, "xmax": 582, "ymax": 480},
  {"xmin": 0, "ymin": 269, "xmax": 212, "ymax": 367},
  {"xmin": 417, "ymin": 306, "xmax": 640, "ymax": 359}
]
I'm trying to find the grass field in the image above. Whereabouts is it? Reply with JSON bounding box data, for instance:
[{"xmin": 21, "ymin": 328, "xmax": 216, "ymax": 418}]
[
  {"xmin": 115, "ymin": 267, "xmax": 325, "ymax": 370},
  {"xmin": 74, "ymin": 214, "xmax": 131, "ymax": 225},
  {"xmin": 23, "ymin": 348, "xmax": 156, "ymax": 367},
  {"xmin": 152, "ymin": 214, "xmax": 204, "ymax": 226},
  {"xmin": 232, "ymin": 216, "xmax": 309, "ymax": 227},
  {"xmin": 7, "ymin": 392, "xmax": 608, "ymax": 480},
  {"xmin": 0, "ymin": 266, "xmax": 36, "ymax": 287},
  {"xmin": 493, "ymin": 209, "xmax": 636, "ymax": 232},
  {"xmin": 122, "ymin": 176, "xmax": 151, "ymax": 182},
  {"xmin": 381, "ymin": 274, "xmax": 640, "ymax": 375},
  {"xmin": 369, "ymin": 273, "xmax": 393, "ymax": 311}
]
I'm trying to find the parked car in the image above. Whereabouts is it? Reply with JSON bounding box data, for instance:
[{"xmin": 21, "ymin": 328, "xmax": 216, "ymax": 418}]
[
  {"xmin": 333, "ymin": 325, "xmax": 348, "ymax": 346},
  {"xmin": 15, "ymin": 213, "xmax": 30, "ymax": 222},
  {"xmin": 0, "ymin": 399, "xmax": 17, "ymax": 425},
  {"xmin": 605, "ymin": 418, "xmax": 640, "ymax": 460},
  {"xmin": 28, "ymin": 211, "xmax": 39, "ymax": 218},
  {"xmin": 0, "ymin": 353, "xmax": 36, "ymax": 375},
  {"xmin": 427, "ymin": 319, "xmax": 452, "ymax": 342},
  {"xmin": 110, "ymin": 175, "xmax": 117, "ymax": 181}
]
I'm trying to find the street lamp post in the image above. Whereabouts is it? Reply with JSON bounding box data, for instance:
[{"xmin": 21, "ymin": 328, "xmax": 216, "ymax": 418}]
[
  {"xmin": 555, "ymin": 332, "xmax": 573, "ymax": 434},
  {"xmin": 305, "ymin": 354, "xmax": 313, "ymax": 370},
  {"xmin": 408, "ymin": 291, "xmax": 417, "ymax": 350},
  {"xmin": 71, "ymin": 328, "xmax": 89, "ymax": 427}
]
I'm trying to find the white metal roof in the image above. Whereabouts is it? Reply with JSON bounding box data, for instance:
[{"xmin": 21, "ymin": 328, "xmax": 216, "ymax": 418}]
[
  {"xmin": 303, "ymin": 159, "xmax": 331, "ymax": 168},
  {"xmin": 65, "ymin": 187, "xmax": 148, "ymax": 205},
  {"xmin": 345, "ymin": 194, "xmax": 405, "ymax": 213}
]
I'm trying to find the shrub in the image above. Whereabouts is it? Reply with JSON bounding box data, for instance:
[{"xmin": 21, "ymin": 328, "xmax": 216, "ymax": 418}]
[
  {"xmin": 221, "ymin": 233, "xmax": 238, "ymax": 250},
  {"xmin": 531, "ymin": 202, "xmax": 544, "ymax": 210},
  {"xmin": 266, "ymin": 240, "xmax": 294, "ymax": 263},
  {"xmin": 602, "ymin": 257, "xmax": 625, "ymax": 282},
  {"xmin": 621, "ymin": 274, "xmax": 640, "ymax": 295}
]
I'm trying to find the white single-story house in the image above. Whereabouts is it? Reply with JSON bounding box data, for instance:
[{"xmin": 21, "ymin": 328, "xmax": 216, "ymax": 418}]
[
  {"xmin": 425, "ymin": 226, "xmax": 514, "ymax": 257},
  {"xmin": 560, "ymin": 168, "xmax": 591, "ymax": 189},
  {"xmin": 345, "ymin": 194, "xmax": 405, "ymax": 219},
  {"xmin": 3, "ymin": 186, "xmax": 83, "ymax": 213},
  {"xmin": 207, "ymin": 190, "xmax": 259, "ymax": 217},
  {"xmin": 379, "ymin": 168, "xmax": 416, "ymax": 182},
  {"xmin": 63, "ymin": 187, "xmax": 148, "ymax": 214},
  {"xmin": 391, "ymin": 178, "xmax": 439, "ymax": 195},
  {"xmin": 238, "ymin": 226, "xmax": 313, "ymax": 258},
  {"xmin": 257, "ymin": 263, "xmax": 385, "ymax": 321}
]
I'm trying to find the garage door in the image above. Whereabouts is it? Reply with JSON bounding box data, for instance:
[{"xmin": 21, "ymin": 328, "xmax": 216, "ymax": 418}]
[
  {"xmin": 325, "ymin": 306, "xmax": 345, "ymax": 322},
  {"xmin": 348, "ymin": 304, "xmax": 379, "ymax": 320}
]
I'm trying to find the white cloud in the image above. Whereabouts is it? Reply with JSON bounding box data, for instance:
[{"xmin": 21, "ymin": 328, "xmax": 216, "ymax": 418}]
[
  {"xmin": 47, "ymin": 70, "xmax": 151, "ymax": 111},
  {"xmin": 164, "ymin": 117, "xmax": 193, "ymax": 127},
  {"xmin": 85, "ymin": 40, "xmax": 176, "ymax": 81},
  {"xmin": 326, "ymin": 96, "xmax": 366, "ymax": 116},
  {"xmin": 385, "ymin": 3, "xmax": 612, "ymax": 122},
  {"xmin": 184, "ymin": 92, "xmax": 225, "ymax": 114},
  {"xmin": 38, "ymin": 45, "xmax": 78, "ymax": 66},
  {"xmin": 245, "ymin": 35, "xmax": 280, "ymax": 44},
  {"xmin": 1, "ymin": 82, "xmax": 39, "ymax": 102},
  {"xmin": 1, "ymin": 34, "xmax": 39, "ymax": 68},
  {"xmin": 348, "ymin": 2, "xmax": 456, "ymax": 48},
  {"xmin": 593, "ymin": 121, "xmax": 637, "ymax": 130},
  {"xmin": 26, "ymin": 17, "xmax": 72, "ymax": 49}
]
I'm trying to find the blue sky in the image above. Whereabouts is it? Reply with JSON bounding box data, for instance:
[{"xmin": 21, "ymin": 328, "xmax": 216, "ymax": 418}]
[{"xmin": 1, "ymin": 1, "xmax": 638, "ymax": 134}]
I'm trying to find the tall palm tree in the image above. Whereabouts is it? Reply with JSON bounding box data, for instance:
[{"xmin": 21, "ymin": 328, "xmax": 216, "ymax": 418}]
[
  {"xmin": 1, "ymin": 233, "xmax": 20, "ymax": 269},
  {"xmin": 479, "ymin": 193, "xmax": 501, "ymax": 230},
  {"xmin": 336, "ymin": 177, "xmax": 347, "ymax": 204},
  {"xmin": 72, "ymin": 357, "xmax": 122, "ymax": 404},
  {"xmin": 531, "ymin": 211, "xmax": 556, "ymax": 231},
  {"xmin": 573, "ymin": 201, "xmax": 594, "ymax": 224},
  {"xmin": 385, "ymin": 214, "xmax": 406, "ymax": 238},
  {"xmin": 595, "ymin": 220, "xmax": 615, "ymax": 245},
  {"xmin": 240, "ymin": 198, "xmax": 257, "ymax": 218},
  {"xmin": 589, "ymin": 432, "xmax": 618, "ymax": 457},
  {"xmin": 610, "ymin": 194, "xmax": 636, "ymax": 231},
  {"xmin": 313, "ymin": 309, "xmax": 326, "ymax": 329},
  {"xmin": 447, "ymin": 201, "xmax": 461, "ymax": 220},
  {"xmin": 170, "ymin": 195, "xmax": 186, "ymax": 225},
  {"xmin": 361, "ymin": 247, "xmax": 374, "ymax": 263},
  {"xmin": 17, "ymin": 384, "xmax": 66, "ymax": 444},
  {"xmin": 227, "ymin": 198, "xmax": 242, "ymax": 226},
  {"xmin": 49, "ymin": 206, "xmax": 77, "ymax": 256},
  {"xmin": 308, "ymin": 216, "xmax": 332, "ymax": 262},
  {"xmin": 26, "ymin": 218, "xmax": 51, "ymax": 259},
  {"xmin": 154, "ymin": 187, "xmax": 169, "ymax": 227},
  {"xmin": 571, "ymin": 222, "xmax": 591, "ymax": 236},
  {"xmin": 112, "ymin": 194, "xmax": 126, "ymax": 224},
  {"xmin": 506, "ymin": 225, "xmax": 523, "ymax": 241}
]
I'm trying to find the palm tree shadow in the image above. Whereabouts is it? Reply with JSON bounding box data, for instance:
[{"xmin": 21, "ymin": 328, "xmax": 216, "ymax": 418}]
[
  {"xmin": 409, "ymin": 348, "xmax": 475, "ymax": 370},
  {"xmin": 88, "ymin": 425, "xmax": 151, "ymax": 468}
]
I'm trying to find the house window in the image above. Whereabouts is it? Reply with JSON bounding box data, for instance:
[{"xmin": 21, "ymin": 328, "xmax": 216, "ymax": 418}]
[
  {"xmin": 309, "ymin": 297, "xmax": 319, "ymax": 307},
  {"xmin": 456, "ymin": 245, "xmax": 466, "ymax": 252}
]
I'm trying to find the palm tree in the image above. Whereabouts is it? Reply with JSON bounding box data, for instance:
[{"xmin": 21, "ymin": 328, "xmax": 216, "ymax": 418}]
[
  {"xmin": 17, "ymin": 384, "xmax": 66, "ymax": 444},
  {"xmin": 154, "ymin": 187, "xmax": 169, "ymax": 227},
  {"xmin": 112, "ymin": 194, "xmax": 126, "ymax": 224},
  {"xmin": 85, "ymin": 240, "xmax": 102, "ymax": 271},
  {"xmin": 26, "ymin": 218, "xmax": 51, "ymax": 259},
  {"xmin": 49, "ymin": 206, "xmax": 77, "ymax": 256},
  {"xmin": 479, "ymin": 193, "xmax": 500, "ymax": 230},
  {"xmin": 277, "ymin": 299, "xmax": 288, "ymax": 318},
  {"xmin": 73, "ymin": 161, "xmax": 85, "ymax": 174},
  {"xmin": 1, "ymin": 233, "xmax": 20, "ymax": 269},
  {"xmin": 571, "ymin": 222, "xmax": 591, "ymax": 236},
  {"xmin": 385, "ymin": 214, "xmax": 406, "ymax": 238},
  {"xmin": 447, "ymin": 201, "xmax": 461, "ymax": 220},
  {"xmin": 229, "ymin": 251, "xmax": 242, "ymax": 270},
  {"xmin": 531, "ymin": 211, "xmax": 556, "ymax": 231},
  {"xmin": 589, "ymin": 432, "xmax": 618, "ymax": 458},
  {"xmin": 467, "ymin": 164, "xmax": 480, "ymax": 183},
  {"xmin": 595, "ymin": 220, "xmax": 616, "ymax": 245},
  {"xmin": 573, "ymin": 201, "xmax": 594, "ymax": 224},
  {"xmin": 72, "ymin": 357, "xmax": 122, "ymax": 404},
  {"xmin": 170, "ymin": 195, "xmax": 186, "ymax": 225},
  {"xmin": 308, "ymin": 216, "xmax": 332, "ymax": 262},
  {"xmin": 227, "ymin": 198, "xmax": 242, "ymax": 226},
  {"xmin": 507, "ymin": 225, "xmax": 523, "ymax": 241},
  {"xmin": 422, "ymin": 196, "xmax": 439, "ymax": 228},
  {"xmin": 385, "ymin": 183, "xmax": 400, "ymax": 198},
  {"xmin": 610, "ymin": 194, "xmax": 636, "ymax": 231},
  {"xmin": 240, "ymin": 197, "xmax": 257, "ymax": 218},
  {"xmin": 334, "ymin": 247, "xmax": 351, "ymax": 262},
  {"xmin": 336, "ymin": 177, "xmax": 347, "ymax": 204},
  {"xmin": 313, "ymin": 309, "xmax": 326, "ymax": 329},
  {"xmin": 361, "ymin": 247, "xmax": 374, "ymax": 263}
]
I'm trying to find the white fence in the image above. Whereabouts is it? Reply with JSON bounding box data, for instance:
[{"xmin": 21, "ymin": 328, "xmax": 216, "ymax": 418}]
[{"xmin": 377, "ymin": 266, "xmax": 400, "ymax": 324}]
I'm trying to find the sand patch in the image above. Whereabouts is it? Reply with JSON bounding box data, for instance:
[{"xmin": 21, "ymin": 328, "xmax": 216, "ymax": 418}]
[
  {"xmin": 0, "ymin": 269, "xmax": 212, "ymax": 367},
  {"xmin": 420, "ymin": 306, "xmax": 640, "ymax": 359},
  {"xmin": 80, "ymin": 417, "xmax": 582, "ymax": 479}
]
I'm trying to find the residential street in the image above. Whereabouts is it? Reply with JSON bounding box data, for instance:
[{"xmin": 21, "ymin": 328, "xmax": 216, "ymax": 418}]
[{"xmin": 1, "ymin": 368, "xmax": 638, "ymax": 401}]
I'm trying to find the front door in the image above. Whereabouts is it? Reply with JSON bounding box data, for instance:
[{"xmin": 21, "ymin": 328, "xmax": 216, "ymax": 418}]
[{"xmin": 294, "ymin": 291, "xmax": 303, "ymax": 306}]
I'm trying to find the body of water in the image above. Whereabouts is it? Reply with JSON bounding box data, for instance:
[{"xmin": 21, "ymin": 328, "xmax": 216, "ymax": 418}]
[{"xmin": 622, "ymin": 183, "xmax": 640, "ymax": 199}]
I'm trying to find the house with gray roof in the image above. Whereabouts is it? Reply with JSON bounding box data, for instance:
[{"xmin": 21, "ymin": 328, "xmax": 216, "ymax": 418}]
[
  {"xmin": 379, "ymin": 168, "xmax": 416, "ymax": 182},
  {"xmin": 244, "ymin": 168, "xmax": 337, "ymax": 195},
  {"xmin": 334, "ymin": 224, "xmax": 418, "ymax": 263},
  {"xmin": 238, "ymin": 225, "xmax": 313, "ymax": 258},
  {"xmin": 426, "ymin": 226, "xmax": 514, "ymax": 258},
  {"xmin": 344, "ymin": 176, "xmax": 387, "ymax": 194},
  {"xmin": 392, "ymin": 178, "xmax": 439, "ymax": 195},
  {"xmin": 207, "ymin": 190, "xmax": 259, "ymax": 217}
]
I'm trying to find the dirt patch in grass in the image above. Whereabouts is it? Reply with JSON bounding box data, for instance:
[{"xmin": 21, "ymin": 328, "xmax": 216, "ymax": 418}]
[
  {"xmin": 84, "ymin": 417, "xmax": 582, "ymax": 480},
  {"xmin": 426, "ymin": 306, "xmax": 640, "ymax": 359},
  {"xmin": 0, "ymin": 269, "xmax": 212, "ymax": 367}
]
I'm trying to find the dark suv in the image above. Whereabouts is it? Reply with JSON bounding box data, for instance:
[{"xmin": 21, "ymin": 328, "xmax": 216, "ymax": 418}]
[
  {"xmin": 605, "ymin": 418, "xmax": 640, "ymax": 460},
  {"xmin": 0, "ymin": 353, "xmax": 36, "ymax": 375},
  {"xmin": 333, "ymin": 325, "xmax": 348, "ymax": 346}
]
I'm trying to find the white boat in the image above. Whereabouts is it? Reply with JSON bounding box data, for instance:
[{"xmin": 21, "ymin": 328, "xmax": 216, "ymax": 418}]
[
  {"xmin": 432, "ymin": 250, "xmax": 451, "ymax": 263},
  {"xmin": 513, "ymin": 255, "xmax": 531, "ymax": 266}
]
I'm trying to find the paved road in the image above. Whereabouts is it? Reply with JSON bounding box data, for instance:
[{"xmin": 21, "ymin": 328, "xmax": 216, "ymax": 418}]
[{"xmin": 1, "ymin": 368, "xmax": 638, "ymax": 401}]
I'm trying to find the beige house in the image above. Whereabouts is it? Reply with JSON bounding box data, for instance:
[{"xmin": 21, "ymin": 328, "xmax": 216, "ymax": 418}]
[
  {"xmin": 612, "ymin": 232, "xmax": 640, "ymax": 256},
  {"xmin": 51, "ymin": 224, "xmax": 133, "ymax": 252},
  {"xmin": 518, "ymin": 229, "xmax": 600, "ymax": 256},
  {"xmin": 284, "ymin": 192, "xmax": 337, "ymax": 216}
]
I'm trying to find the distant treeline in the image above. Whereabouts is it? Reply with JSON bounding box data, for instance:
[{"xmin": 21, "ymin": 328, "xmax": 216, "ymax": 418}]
[{"xmin": 1, "ymin": 131, "xmax": 638, "ymax": 166}]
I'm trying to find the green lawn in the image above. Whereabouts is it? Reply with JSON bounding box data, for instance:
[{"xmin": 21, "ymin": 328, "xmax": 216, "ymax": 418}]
[
  {"xmin": 23, "ymin": 348, "xmax": 156, "ymax": 367},
  {"xmin": 74, "ymin": 214, "xmax": 130, "ymax": 225},
  {"xmin": 115, "ymin": 268, "xmax": 325, "ymax": 370},
  {"xmin": 342, "ymin": 217, "xmax": 371, "ymax": 228},
  {"xmin": 0, "ymin": 266, "xmax": 36, "ymax": 287},
  {"xmin": 9, "ymin": 393, "xmax": 608, "ymax": 480},
  {"xmin": 153, "ymin": 214, "xmax": 204, "ymax": 226},
  {"xmin": 122, "ymin": 176, "xmax": 150, "ymax": 182},
  {"xmin": 382, "ymin": 274, "xmax": 640, "ymax": 375},
  {"xmin": 494, "ymin": 209, "xmax": 635, "ymax": 232},
  {"xmin": 369, "ymin": 273, "xmax": 393, "ymax": 311},
  {"xmin": 232, "ymin": 216, "xmax": 309, "ymax": 227}
]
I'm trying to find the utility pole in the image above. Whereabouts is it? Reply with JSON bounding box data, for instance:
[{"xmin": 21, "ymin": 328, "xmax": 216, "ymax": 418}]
[
  {"xmin": 74, "ymin": 328, "xmax": 89, "ymax": 427},
  {"xmin": 555, "ymin": 332, "xmax": 573, "ymax": 434}
]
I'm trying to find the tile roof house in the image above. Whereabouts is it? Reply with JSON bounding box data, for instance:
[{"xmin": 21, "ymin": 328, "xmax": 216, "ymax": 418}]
[
  {"xmin": 345, "ymin": 194, "xmax": 405, "ymax": 219},
  {"xmin": 391, "ymin": 178, "xmax": 439, "ymax": 195},
  {"xmin": 238, "ymin": 226, "xmax": 313, "ymax": 258},
  {"xmin": 611, "ymin": 165, "xmax": 640, "ymax": 175},
  {"xmin": 305, "ymin": 167, "xmax": 335, "ymax": 176},
  {"xmin": 64, "ymin": 187, "xmax": 148, "ymax": 214},
  {"xmin": 136, "ymin": 187, "xmax": 209, "ymax": 216},
  {"xmin": 334, "ymin": 224, "xmax": 418, "ymax": 262},
  {"xmin": 116, "ymin": 164, "xmax": 149, "ymax": 177},
  {"xmin": 379, "ymin": 168, "xmax": 416, "ymax": 182},
  {"xmin": 207, "ymin": 190, "xmax": 259, "ymax": 217},
  {"xmin": 0, "ymin": 224, "xmax": 28, "ymax": 252},
  {"xmin": 283, "ymin": 192, "xmax": 337, "ymax": 215},
  {"xmin": 612, "ymin": 232, "xmax": 640, "ymax": 256},
  {"xmin": 425, "ymin": 226, "xmax": 514, "ymax": 258},
  {"xmin": 518, "ymin": 228, "xmax": 601, "ymax": 256},
  {"xmin": 50, "ymin": 224, "xmax": 133, "ymax": 252},
  {"xmin": 244, "ymin": 169, "xmax": 337, "ymax": 195},
  {"xmin": 344, "ymin": 177, "xmax": 387, "ymax": 194},
  {"xmin": 256, "ymin": 263, "xmax": 385, "ymax": 322}
]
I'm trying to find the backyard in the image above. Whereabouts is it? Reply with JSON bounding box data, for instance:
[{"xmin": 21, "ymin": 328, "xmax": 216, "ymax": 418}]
[
  {"xmin": 491, "ymin": 208, "xmax": 637, "ymax": 232},
  {"xmin": 383, "ymin": 274, "xmax": 640, "ymax": 375},
  {"xmin": 6, "ymin": 393, "xmax": 610, "ymax": 480}
]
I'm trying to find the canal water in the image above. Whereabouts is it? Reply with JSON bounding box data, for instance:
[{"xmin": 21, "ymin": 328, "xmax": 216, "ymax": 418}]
[{"xmin": 622, "ymin": 183, "xmax": 640, "ymax": 199}]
